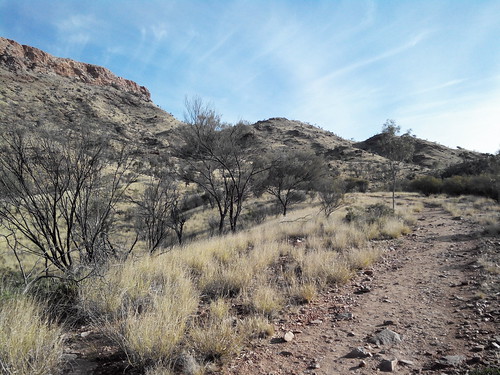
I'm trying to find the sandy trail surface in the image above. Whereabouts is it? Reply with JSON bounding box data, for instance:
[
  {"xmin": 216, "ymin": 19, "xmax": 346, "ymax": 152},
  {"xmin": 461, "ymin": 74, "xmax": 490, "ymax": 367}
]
[{"xmin": 225, "ymin": 205, "xmax": 500, "ymax": 374}]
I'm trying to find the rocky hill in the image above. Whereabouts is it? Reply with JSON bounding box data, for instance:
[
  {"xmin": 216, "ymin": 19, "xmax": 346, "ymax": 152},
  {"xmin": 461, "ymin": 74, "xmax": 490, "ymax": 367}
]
[
  {"xmin": 0, "ymin": 37, "xmax": 180, "ymax": 157},
  {"xmin": 355, "ymin": 134, "xmax": 480, "ymax": 169},
  {"xmin": 0, "ymin": 37, "xmax": 485, "ymax": 180}
]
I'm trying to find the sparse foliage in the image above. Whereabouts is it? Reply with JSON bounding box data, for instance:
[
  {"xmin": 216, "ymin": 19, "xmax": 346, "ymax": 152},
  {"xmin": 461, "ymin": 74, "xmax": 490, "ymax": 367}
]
[
  {"xmin": 177, "ymin": 96, "xmax": 265, "ymax": 233},
  {"xmin": 256, "ymin": 150, "xmax": 325, "ymax": 216},
  {"xmin": 134, "ymin": 175, "xmax": 189, "ymax": 252},
  {"xmin": 318, "ymin": 178, "xmax": 345, "ymax": 217},
  {"xmin": 378, "ymin": 119, "xmax": 415, "ymax": 210},
  {"xmin": 0, "ymin": 132, "xmax": 133, "ymax": 286}
]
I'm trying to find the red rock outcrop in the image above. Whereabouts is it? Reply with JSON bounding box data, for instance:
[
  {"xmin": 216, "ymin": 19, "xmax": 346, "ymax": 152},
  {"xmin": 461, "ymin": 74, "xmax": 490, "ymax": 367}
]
[{"xmin": 0, "ymin": 37, "xmax": 151, "ymax": 101}]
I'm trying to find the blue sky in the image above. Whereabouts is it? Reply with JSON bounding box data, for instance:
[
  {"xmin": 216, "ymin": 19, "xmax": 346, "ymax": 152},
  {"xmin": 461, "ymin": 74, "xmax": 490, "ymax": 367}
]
[{"xmin": 1, "ymin": 0, "xmax": 499, "ymax": 153}]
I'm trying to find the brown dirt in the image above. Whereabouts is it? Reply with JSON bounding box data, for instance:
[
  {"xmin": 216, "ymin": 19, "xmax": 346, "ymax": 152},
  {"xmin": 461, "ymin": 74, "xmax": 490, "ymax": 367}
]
[
  {"xmin": 224, "ymin": 205, "xmax": 500, "ymax": 374},
  {"xmin": 62, "ymin": 204, "xmax": 500, "ymax": 374}
]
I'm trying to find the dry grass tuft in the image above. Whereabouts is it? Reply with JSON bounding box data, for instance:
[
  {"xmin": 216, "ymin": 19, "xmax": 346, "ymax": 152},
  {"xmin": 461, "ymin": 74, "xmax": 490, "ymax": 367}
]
[
  {"xmin": 251, "ymin": 285, "xmax": 285, "ymax": 317},
  {"xmin": 238, "ymin": 316, "xmax": 275, "ymax": 339},
  {"xmin": 289, "ymin": 281, "xmax": 318, "ymax": 304},
  {"xmin": 380, "ymin": 217, "xmax": 411, "ymax": 238},
  {"xmin": 80, "ymin": 256, "xmax": 198, "ymax": 366},
  {"xmin": 302, "ymin": 250, "xmax": 353, "ymax": 286},
  {"xmin": 346, "ymin": 247, "xmax": 382, "ymax": 269},
  {"xmin": 188, "ymin": 317, "xmax": 242, "ymax": 363},
  {"xmin": 0, "ymin": 296, "xmax": 63, "ymax": 375}
]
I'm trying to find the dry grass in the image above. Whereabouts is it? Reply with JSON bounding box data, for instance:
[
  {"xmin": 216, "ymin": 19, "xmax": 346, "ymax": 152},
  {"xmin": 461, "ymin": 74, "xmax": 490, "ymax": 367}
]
[
  {"xmin": 346, "ymin": 247, "xmax": 382, "ymax": 270},
  {"xmin": 187, "ymin": 317, "xmax": 242, "ymax": 363},
  {"xmin": 80, "ymin": 256, "xmax": 198, "ymax": 366},
  {"xmin": 428, "ymin": 195, "xmax": 500, "ymax": 232},
  {"xmin": 478, "ymin": 256, "xmax": 500, "ymax": 275},
  {"xmin": 289, "ymin": 281, "xmax": 318, "ymax": 303},
  {"xmin": 380, "ymin": 217, "xmax": 411, "ymax": 238},
  {"xmin": 0, "ymin": 295, "xmax": 63, "ymax": 375},
  {"xmin": 251, "ymin": 285, "xmax": 285, "ymax": 317},
  {"xmin": 66, "ymin": 193, "xmax": 420, "ymax": 369},
  {"xmin": 238, "ymin": 315, "xmax": 275, "ymax": 339}
]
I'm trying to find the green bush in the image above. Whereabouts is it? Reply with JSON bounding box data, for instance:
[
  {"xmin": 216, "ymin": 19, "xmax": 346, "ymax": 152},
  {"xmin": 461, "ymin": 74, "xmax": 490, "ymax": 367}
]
[
  {"xmin": 410, "ymin": 175, "xmax": 443, "ymax": 196},
  {"xmin": 439, "ymin": 174, "xmax": 499, "ymax": 202},
  {"xmin": 345, "ymin": 177, "xmax": 369, "ymax": 193},
  {"xmin": 442, "ymin": 175, "xmax": 468, "ymax": 196}
]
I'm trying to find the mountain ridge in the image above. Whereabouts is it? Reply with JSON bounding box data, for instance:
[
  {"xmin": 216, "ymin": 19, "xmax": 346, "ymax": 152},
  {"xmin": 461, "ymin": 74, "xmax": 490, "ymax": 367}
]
[
  {"xmin": 0, "ymin": 37, "xmax": 150, "ymax": 101},
  {"xmin": 0, "ymin": 36, "xmax": 485, "ymax": 177}
]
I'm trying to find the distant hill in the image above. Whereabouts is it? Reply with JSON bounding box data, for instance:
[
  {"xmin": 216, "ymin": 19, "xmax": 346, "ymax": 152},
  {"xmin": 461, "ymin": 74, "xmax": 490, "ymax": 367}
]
[
  {"xmin": 0, "ymin": 36, "xmax": 487, "ymax": 182},
  {"xmin": 355, "ymin": 134, "xmax": 481, "ymax": 169}
]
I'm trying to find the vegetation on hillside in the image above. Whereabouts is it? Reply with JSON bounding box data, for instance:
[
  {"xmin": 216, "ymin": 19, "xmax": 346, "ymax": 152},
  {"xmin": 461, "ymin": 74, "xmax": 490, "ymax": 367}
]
[{"xmin": 0, "ymin": 92, "xmax": 499, "ymax": 373}]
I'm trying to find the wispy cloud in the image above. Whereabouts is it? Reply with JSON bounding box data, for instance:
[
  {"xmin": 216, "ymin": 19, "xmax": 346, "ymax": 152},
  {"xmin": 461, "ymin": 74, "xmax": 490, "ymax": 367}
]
[
  {"xmin": 141, "ymin": 23, "xmax": 168, "ymax": 42},
  {"xmin": 316, "ymin": 30, "xmax": 432, "ymax": 85},
  {"xmin": 408, "ymin": 79, "xmax": 466, "ymax": 96},
  {"xmin": 55, "ymin": 14, "xmax": 96, "ymax": 45}
]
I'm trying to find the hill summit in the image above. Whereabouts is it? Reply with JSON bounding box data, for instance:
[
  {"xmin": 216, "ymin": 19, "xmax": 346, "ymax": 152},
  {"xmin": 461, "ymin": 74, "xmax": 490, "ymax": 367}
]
[
  {"xmin": 0, "ymin": 36, "xmax": 486, "ymax": 177},
  {"xmin": 0, "ymin": 37, "xmax": 150, "ymax": 100}
]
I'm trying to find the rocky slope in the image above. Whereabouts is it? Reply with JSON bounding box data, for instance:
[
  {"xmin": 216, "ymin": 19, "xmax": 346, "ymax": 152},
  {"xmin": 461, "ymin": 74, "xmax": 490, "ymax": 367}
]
[
  {"xmin": 0, "ymin": 37, "xmax": 180, "ymax": 157},
  {"xmin": 1, "ymin": 37, "xmax": 150, "ymax": 100},
  {"xmin": 356, "ymin": 134, "xmax": 481, "ymax": 169},
  {"xmin": 0, "ymin": 36, "xmax": 485, "ymax": 178}
]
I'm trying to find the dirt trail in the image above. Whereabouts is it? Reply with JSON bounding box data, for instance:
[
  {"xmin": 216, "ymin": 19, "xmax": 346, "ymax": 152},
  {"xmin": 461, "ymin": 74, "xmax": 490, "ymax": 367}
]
[{"xmin": 226, "ymin": 205, "xmax": 500, "ymax": 374}]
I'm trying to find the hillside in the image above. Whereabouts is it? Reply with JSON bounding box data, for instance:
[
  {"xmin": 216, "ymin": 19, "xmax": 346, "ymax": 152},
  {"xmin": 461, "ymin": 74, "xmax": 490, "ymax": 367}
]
[
  {"xmin": 355, "ymin": 133, "xmax": 481, "ymax": 169},
  {"xmin": 0, "ymin": 37, "xmax": 180, "ymax": 156},
  {"xmin": 0, "ymin": 36, "xmax": 486, "ymax": 179}
]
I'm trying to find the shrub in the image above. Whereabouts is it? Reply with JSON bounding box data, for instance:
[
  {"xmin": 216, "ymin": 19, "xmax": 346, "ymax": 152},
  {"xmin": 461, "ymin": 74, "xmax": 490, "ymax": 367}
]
[
  {"xmin": 410, "ymin": 175, "xmax": 442, "ymax": 196},
  {"xmin": 0, "ymin": 296, "xmax": 63, "ymax": 375},
  {"xmin": 442, "ymin": 175, "xmax": 468, "ymax": 196},
  {"xmin": 345, "ymin": 177, "xmax": 369, "ymax": 193},
  {"xmin": 440, "ymin": 174, "xmax": 499, "ymax": 201}
]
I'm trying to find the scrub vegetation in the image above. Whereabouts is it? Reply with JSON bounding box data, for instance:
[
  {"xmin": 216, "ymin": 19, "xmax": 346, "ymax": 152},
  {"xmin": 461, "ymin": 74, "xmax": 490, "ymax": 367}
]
[{"xmin": 0, "ymin": 97, "xmax": 498, "ymax": 374}]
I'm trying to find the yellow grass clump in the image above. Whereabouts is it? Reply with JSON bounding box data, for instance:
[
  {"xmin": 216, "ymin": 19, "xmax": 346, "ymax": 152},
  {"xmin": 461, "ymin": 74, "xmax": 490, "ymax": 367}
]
[
  {"xmin": 0, "ymin": 296, "xmax": 63, "ymax": 375},
  {"xmin": 251, "ymin": 285, "xmax": 285, "ymax": 317},
  {"xmin": 80, "ymin": 255, "xmax": 198, "ymax": 366}
]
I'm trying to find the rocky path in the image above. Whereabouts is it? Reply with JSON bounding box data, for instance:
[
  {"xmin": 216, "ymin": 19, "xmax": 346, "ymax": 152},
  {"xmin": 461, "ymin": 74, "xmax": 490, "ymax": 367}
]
[{"xmin": 226, "ymin": 205, "xmax": 500, "ymax": 374}]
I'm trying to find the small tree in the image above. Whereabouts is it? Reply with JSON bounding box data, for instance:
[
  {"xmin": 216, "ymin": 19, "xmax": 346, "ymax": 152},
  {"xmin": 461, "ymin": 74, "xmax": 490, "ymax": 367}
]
[
  {"xmin": 134, "ymin": 175, "xmax": 189, "ymax": 252},
  {"xmin": 0, "ymin": 131, "xmax": 133, "ymax": 286},
  {"xmin": 379, "ymin": 119, "xmax": 415, "ymax": 211},
  {"xmin": 318, "ymin": 178, "xmax": 345, "ymax": 217},
  {"xmin": 177, "ymin": 96, "xmax": 265, "ymax": 233},
  {"xmin": 257, "ymin": 150, "xmax": 324, "ymax": 216}
]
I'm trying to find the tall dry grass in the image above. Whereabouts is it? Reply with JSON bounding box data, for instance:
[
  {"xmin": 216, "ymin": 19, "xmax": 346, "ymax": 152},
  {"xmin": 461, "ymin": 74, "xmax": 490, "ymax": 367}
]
[
  {"xmin": 0, "ymin": 295, "xmax": 63, "ymax": 375},
  {"xmin": 80, "ymin": 256, "xmax": 198, "ymax": 366},
  {"xmin": 77, "ymin": 192, "xmax": 415, "ymax": 369}
]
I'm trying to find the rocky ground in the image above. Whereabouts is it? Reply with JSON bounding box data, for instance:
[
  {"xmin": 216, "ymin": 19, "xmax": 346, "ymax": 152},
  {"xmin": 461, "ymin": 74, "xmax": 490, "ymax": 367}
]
[
  {"xmin": 225, "ymin": 204, "xmax": 500, "ymax": 374},
  {"xmin": 62, "ymin": 203, "xmax": 500, "ymax": 374}
]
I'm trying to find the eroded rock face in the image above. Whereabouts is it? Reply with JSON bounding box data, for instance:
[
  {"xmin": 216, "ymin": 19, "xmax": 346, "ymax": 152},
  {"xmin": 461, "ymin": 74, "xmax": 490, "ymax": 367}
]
[{"xmin": 0, "ymin": 37, "xmax": 151, "ymax": 101}]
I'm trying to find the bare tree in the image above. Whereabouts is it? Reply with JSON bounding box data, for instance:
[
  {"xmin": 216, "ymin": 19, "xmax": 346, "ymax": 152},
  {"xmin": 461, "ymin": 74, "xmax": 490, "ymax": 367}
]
[
  {"xmin": 0, "ymin": 131, "xmax": 133, "ymax": 285},
  {"xmin": 318, "ymin": 178, "xmax": 345, "ymax": 217},
  {"xmin": 177, "ymin": 96, "xmax": 265, "ymax": 233},
  {"xmin": 257, "ymin": 150, "xmax": 324, "ymax": 216},
  {"xmin": 378, "ymin": 119, "xmax": 415, "ymax": 211},
  {"xmin": 134, "ymin": 174, "xmax": 189, "ymax": 252}
]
